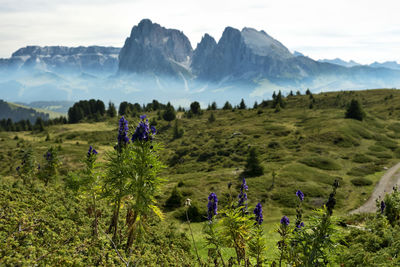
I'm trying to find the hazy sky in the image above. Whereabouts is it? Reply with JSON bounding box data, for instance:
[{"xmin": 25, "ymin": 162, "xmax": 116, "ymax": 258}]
[{"xmin": 0, "ymin": 0, "xmax": 399, "ymax": 64}]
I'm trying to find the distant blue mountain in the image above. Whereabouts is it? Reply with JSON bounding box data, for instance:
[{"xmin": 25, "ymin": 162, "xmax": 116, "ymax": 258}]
[
  {"xmin": 318, "ymin": 58, "xmax": 361, "ymax": 68},
  {"xmin": 1, "ymin": 19, "xmax": 400, "ymax": 107}
]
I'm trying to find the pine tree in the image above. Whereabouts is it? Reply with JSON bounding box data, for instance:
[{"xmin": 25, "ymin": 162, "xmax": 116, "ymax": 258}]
[
  {"xmin": 107, "ymin": 101, "xmax": 117, "ymax": 117},
  {"xmin": 239, "ymin": 99, "xmax": 246, "ymax": 109},
  {"xmin": 163, "ymin": 102, "xmax": 176, "ymax": 121},
  {"xmin": 190, "ymin": 101, "xmax": 201, "ymax": 114},
  {"xmin": 253, "ymin": 101, "xmax": 258, "ymax": 109},
  {"xmin": 208, "ymin": 112, "xmax": 216, "ymax": 123},
  {"xmin": 223, "ymin": 101, "xmax": 233, "ymax": 110},
  {"xmin": 243, "ymin": 147, "xmax": 264, "ymax": 177},
  {"xmin": 345, "ymin": 99, "xmax": 364, "ymax": 121},
  {"xmin": 173, "ymin": 120, "xmax": 184, "ymax": 139}
]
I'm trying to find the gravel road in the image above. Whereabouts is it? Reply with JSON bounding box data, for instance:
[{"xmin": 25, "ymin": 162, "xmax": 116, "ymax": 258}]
[{"xmin": 350, "ymin": 162, "xmax": 400, "ymax": 214}]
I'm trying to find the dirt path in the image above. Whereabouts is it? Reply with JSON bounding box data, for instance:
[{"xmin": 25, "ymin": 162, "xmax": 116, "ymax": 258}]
[{"xmin": 350, "ymin": 162, "xmax": 400, "ymax": 214}]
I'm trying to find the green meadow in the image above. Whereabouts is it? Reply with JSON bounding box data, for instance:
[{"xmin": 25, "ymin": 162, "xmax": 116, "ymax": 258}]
[{"xmin": 1, "ymin": 89, "xmax": 400, "ymax": 265}]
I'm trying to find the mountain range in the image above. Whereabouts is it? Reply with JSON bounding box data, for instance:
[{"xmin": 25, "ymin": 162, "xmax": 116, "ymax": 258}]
[
  {"xmin": 318, "ymin": 58, "xmax": 400, "ymax": 70},
  {"xmin": 0, "ymin": 19, "xmax": 399, "ymax": 108}
]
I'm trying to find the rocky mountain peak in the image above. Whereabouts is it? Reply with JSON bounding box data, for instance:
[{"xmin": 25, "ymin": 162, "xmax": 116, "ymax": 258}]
[{"xmin": 119, "ymin": 19, "xmax": 193, "ymax": 76}]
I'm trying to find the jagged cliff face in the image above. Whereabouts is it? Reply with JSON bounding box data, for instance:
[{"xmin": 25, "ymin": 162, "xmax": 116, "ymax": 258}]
[
  {"xmin": 192, "ymin": 26, "xmax": 305, "ymax": 82},
  {"xmin": 0, "ymin": 46, "xmax": 120, "ymax": 74},
  {"xmin": 118, "ymin": 19, "xmax": 193, "ymax": 77},
  {"xmin": 1, "ymin": 18, "xmax": 400, "ymax": 104}
]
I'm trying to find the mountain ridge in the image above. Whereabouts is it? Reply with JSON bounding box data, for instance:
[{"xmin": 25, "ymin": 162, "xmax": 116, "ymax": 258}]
[{"xmin": 0, "ymin": 18, "xmax": 400, "ymax": 105}]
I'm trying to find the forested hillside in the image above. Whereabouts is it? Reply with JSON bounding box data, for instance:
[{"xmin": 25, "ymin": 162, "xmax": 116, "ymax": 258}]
[{"xmin": 1, "ymin": 89, "xmax": 400, "ymax": 266}]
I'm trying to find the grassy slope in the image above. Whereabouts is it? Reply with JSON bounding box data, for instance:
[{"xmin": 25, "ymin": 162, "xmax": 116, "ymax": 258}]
[
  {"xmin": 1, "ymin": 89, "xmax": 400, "ymax": 261},
  {"xmin": 8, "ymin": 101, "xmax": 65, "ymax": 119}
]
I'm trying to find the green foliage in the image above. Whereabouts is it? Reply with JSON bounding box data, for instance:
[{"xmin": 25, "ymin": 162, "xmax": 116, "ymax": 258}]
[
  {"xmin": 342, "ymin": 217, "xmax": 400, "ymax": 266},
  {"xmin": 351, "ymin": 177, "xmax": 373, "ymax": 186},
  {"xmin": 68, "ymin": 99, "xmax": 106, "ymax": 123},
  {"xmin": 345, "ymin": 99, "xmax": 365, "ymax": 121},
  {"xmin": 272, "ymin": 90, "xmax": 285, "ymax": 109},
  {"xmin": 239, "ymin": 98, "xmax": 247, "ymax": 109},
  {"xmin": 38, "ymin": 146, "xmax": 60, "ymax": 186},
  {"xmin": 16, "ymin": 147, "xmax": 37, "ymax": 185},
  {"xmin": 243, "ymin": 147, "xmax": 264, "ymax": 177},
  {"xmin": 107, "ymin": 101, "xmax": 117, "ymax": 118},
  {"xmin": 173, "ymin": 120, "xmax": 184, "ymax": 139},
  {"xmin": 190, "ymin": 101, "xmax": 201, "ymax": 115},
  {"xmin": 208, "ymin": 112, "xmax": 216, "ymax": 123},
  {"xmin": 383, "ymin": 187, "xmax": 400, "ymax": 226},
  {"xmin": 165, "ymin": 186, "xmax": 183, "ymax": 210},
  {"xmin": 352, "ymin": 153, "xmax": 373, "ymax": 163},
  {"xmin": 162, "ymin": 102, "xmax": 176, "ymax": 121},
  {"xmin": 299, "ymin": 156, "xmax": 341, "ymax": 170},
  {"xmin": 223, "ymin": 101, "xmax": 232, "ymax": 110}
]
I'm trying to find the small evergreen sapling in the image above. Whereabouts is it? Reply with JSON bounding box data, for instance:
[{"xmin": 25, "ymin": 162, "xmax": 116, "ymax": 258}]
[{"xmin": 243, "ymin": 147, "xmax": 264, "ymax": 177}]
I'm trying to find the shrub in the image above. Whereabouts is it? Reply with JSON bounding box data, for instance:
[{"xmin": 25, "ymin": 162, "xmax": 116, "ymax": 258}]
[
  {"xmin": 352, "ymin": 153, "xmax": 373, "ymax": 163},
  {"xmin": 347, "ymin": 164, "xmax": 381, "ymax": 176},
  {"xmin": 243, "ymin": 147, "xmax": 264, "ymax": 177},
  {"xmin": 299, "ymin": 156, "xmax": 341, "ymax": 170},
  {"xmin": 351, "ymin": 177, "xmax": 373, "ymax": 186},
  {"xmin": 208, "ymin": 112, "xmax": 216, "ymax": 123},
  {"xmin": 190, "ymin": 101, "xmax": 201, "ymax": 115},
  {"xmin": 345, "ymin": 99, "xmax": 365, "ymax": 121},
  {"xmin": 162, "ymin": 102, "xmax": 176, "ymax": 121},
  {"xmin": 222, "ymin": 101, "xmax": 232, "ymax": 110},
  {"xmin": 165, "ymin": 187, "xmax": 183, "ymax": 210}
]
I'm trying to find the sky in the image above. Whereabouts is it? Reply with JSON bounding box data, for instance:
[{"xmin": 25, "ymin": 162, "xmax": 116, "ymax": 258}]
[{"xmin": 0, "ymin": 0, "xmax": 399, "ymax": 64}]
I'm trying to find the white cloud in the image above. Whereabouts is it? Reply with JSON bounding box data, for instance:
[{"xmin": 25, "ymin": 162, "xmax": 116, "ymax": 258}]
[{"xmin": 0, "ymin": 0, "xmax": 399, "ymax": 63}]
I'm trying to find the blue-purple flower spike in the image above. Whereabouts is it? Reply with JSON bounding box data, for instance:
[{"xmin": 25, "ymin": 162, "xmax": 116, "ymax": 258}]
[
  {"xmin": 118, "ymin": 116, "xmax": 130, "ymax": 146},
  {"xmin": 253, "ymin": 202, "xmax": 263, "ymax": 225},
  {"xmin": 280, "ymin": 216, "xmax": 290, "ymax": 226},
  {"xmin": 296, "ymin": 190, "xmax": 304, "ymax": 201},
  {"xmin": 132, "ymin": 115, "xmax": 157, "ymax": 142},
  {"xmin": 238, "ymin": 177, "xmax": 248, "ymax": 208},
  {"xmin": 380, "ymin": 200, "xmax": 386, "ymax": 214},
  {"xmin": 207, "ymin": 192, "xmax": 218, "ymax": 221},
  {"xmin": 87, "ymin": 146, "xmax": 98, "ymax": 157}
]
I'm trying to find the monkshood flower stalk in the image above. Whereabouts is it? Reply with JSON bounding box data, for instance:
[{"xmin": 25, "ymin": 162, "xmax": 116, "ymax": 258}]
[
  {"xmin": 131, "ymin": 114, "xmax": 156, "ymax": 142},
  {"xmin": 253, "ymin": 202, "xmax": 263, "ymax": 225},
  {"xmin": 125, "ymin": 115, "xmax": 162, "ymax": 250},
  {"xmin": 238, "ymin": 177, "xmax": 249, "ymax": 210},
  {"xmin": 249, "ymin": 202, "xmax": 266, "ymax": 266},
  {"xmin": 39, "ymin": 147, "xmax": 60, "ymax": 186},
  {"xmin": 117, "ymin": 116, "xmax": 129, "ymax": 151},
  {"xmin": 295, "ymin": 190, "xmax": 305, "ymax": 230},
  {"xmin": 85, "ymin": 145, "xmax": 99, "ymax": 237},
  {"xmin": 278, "ymin": 215, "xmax": 290, "ymax": 266},
  {"xmin": 203, "ymin": 192, "xmax": 225, "ymax": 266},
  {"xmin": 207, "ymin": 192, "xmax": 218, "ymax": 221},
  {"xmin": 380, "ymin": 200, "xmax": 386, "ymax": 214}
]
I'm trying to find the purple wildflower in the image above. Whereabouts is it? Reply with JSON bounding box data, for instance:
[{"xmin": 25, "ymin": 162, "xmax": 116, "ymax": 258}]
[
  {"xmin": 44, "ymin": 151, "xmax": 52, "ymax": 161},
  {"xmin": 280, "ymin": 216, "xmax": 290, "ymax": 226},
  {"xmin": 380, "ymin": 200, "xmax": 386, "ymax": 214},
  {"xmin": 16, "ymin": 166, "xmax": 20, "ymax": 172},
  {"xmin": 87, "ymin": 146, "xmax": 98, "ymax": 157},
  {"xmin": 118, "ymin": 116, "xmax": 130, "ymax": 146},
  {"xmin": 207, "ymin": 193, "xmax": 218, "ymax": 221},
  {"xmin": 238, "ymin": 177, "xmax": 248, "ymax": 208},
  {"xmin": 297, "ymin": 222, "xmax": 305, "ymax": 228},
  {"xmin": 132, "ymin": 115, "xmax": 156, "ymax": 142},
  {"xmin": 253, "ymin": 202, "xmax": 263, "ymax": 225},
  {"xmin": 296, "ymin": 190, "xmax": 304, "ymax": 201},
  {"xmin": 37, "ymin": 164, "xmax": 40, "ymax": 170}
]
